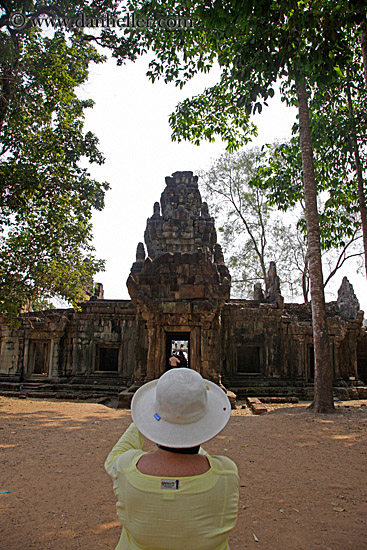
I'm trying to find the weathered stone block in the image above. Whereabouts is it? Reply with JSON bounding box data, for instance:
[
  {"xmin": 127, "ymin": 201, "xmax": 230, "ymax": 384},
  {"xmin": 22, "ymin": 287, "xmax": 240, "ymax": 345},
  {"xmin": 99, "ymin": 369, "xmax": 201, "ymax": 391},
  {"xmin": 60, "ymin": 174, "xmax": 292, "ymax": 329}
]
[
  {"xmin": 193, "ymin": 285, "xmax": 205, "ymax": 298},
  {"xmin": 335, "ymin": 387, "xmax": 350, "ymax": 401},
  {"xmin": 348, "ymin": 387, "xmax": 359, "ymax": 400},
  {"xmin": 357, "ymin": 387, "xmax": 367, "ymax": 399},
  {"xmin": 179, "ymin": 285, "xmax": 195, "ymax": 299},
  {"xmin": 252, "ymin": 403, "xmax": 268, "ymax": 414},
  {"xmin": 226, "ymin": 390, "xmax": 237, "ymax": 409},
  {"xmin": 246, "ymin": 397, "xmax": 268, "ymax": 414},
  {"xmin": 118, "ymin": 390, "xmax": 134, "ymax": 408}
]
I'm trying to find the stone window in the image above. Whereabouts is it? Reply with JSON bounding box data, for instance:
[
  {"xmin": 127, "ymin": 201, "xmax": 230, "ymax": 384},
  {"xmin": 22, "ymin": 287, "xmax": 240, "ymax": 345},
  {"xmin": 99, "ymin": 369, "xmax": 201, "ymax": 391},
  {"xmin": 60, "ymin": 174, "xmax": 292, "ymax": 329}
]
[
  {"xmin": 97, "ymin": 346, "xmax": 119, "ymax": 372},
  {"xmin": 237, "ymin": 345, "xmax": 261, "ymax": 374}
]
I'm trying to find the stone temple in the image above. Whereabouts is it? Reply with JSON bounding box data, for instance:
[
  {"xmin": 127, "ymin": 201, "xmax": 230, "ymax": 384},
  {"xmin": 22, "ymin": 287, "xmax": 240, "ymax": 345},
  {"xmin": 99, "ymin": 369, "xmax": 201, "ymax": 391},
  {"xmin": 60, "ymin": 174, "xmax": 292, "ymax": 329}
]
[{"xmin": 0, "ymin": 171, "xmax": 366, "ymax": 402}]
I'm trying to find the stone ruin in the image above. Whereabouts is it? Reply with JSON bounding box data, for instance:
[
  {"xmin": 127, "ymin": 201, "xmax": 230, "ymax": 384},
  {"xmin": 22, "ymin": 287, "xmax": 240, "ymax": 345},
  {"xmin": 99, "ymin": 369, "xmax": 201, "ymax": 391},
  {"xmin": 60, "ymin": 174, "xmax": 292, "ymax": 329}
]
[
  {"xmin": 337, "ymin": 276, "xmax": 361, "ymax": 320},
  {"xmin": 127, "ymin": 171, "xmax": 231, "ymax": 382},
  {"xmin": 0, "ymin": 171, "xmax": 366, "ymax": 401},
  {"xmin": 253, "ymin": 261, "xmax": 284, "ymax": 307}
]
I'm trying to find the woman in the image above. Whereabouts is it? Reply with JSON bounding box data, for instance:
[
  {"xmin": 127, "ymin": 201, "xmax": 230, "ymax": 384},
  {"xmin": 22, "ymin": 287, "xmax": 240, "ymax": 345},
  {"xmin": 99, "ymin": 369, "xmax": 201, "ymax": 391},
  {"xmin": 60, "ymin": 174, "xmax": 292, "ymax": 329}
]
[
  {"xmin": 105, "ymin": 368, "xmax": 239, "ymax": 550},
  {"xmin": 178, "ymin": 349, "xmax": 188, "ymax": 368}
]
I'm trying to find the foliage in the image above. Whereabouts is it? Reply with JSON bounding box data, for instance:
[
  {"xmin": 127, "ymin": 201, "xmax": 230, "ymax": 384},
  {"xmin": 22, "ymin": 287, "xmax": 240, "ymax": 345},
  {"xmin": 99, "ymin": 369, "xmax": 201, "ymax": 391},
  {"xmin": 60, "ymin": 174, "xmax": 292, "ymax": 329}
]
[
  {"xmin": 0, "ymin": 0, "xmax": 164, "ymax": 318},
  {"xmin": 250, "ymin": 37, "xmax": 367, "ymax": 289},
  {"xmin": 253, "ymin": 56, "xmax": 366, "ymax": 252},
  {"xmin": 199, "ymin": 148, "xmax": 308, "ymax": 300},
  {"xmin": 201, "ymin": 148, "xmax": 363, "ymax": 303},
  {"xmin": 0, "ymin": 5, "xmax": 112, "ymax": 317},
  {"xmin": 122, "ymin": 0, "xmax": 357, "ymax": 142}
]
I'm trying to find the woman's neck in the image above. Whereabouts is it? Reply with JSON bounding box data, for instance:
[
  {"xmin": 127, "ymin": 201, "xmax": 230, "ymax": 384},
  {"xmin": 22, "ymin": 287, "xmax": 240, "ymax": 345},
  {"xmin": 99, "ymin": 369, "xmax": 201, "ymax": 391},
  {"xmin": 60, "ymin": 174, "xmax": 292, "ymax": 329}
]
[{"xmin": 157, "ymin": 444, "xmax": 200, "ymax": 455}]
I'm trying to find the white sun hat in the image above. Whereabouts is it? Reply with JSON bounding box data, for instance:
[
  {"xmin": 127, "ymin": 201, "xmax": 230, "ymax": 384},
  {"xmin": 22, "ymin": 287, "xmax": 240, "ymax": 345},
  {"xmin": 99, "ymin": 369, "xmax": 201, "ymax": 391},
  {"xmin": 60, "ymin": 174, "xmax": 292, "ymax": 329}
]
[{"xmin": 131, "ymin": 368, "xmax": 231, "ymax": 448}]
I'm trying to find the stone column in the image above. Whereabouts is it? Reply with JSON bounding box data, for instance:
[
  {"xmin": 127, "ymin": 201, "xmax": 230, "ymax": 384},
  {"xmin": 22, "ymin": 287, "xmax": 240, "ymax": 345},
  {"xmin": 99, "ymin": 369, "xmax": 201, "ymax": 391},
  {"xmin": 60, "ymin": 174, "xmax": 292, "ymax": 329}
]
[
  {"xmin": 23, "ymin": 338, "xmax": 29, "ymax": 379},
  {"xmin": 49, "ymin": 338, "xmax": 57, "ymax": 379},
  {"xmin": 158, "ymin": 326, "xmax": 166, "ymax": 377},
  {"xmin": 146, "ymin": 321, "xmax": 156, "ymax": 380},
  {"xmin": 71, "ymin": 337, "xmax": 78, "ymax": 375},
  {"xmin": 293, "ymin": 337, "xmax": 305, "ymax": 380},
  {"xmin": 333, "ymin": 340, "xmax": 341, "ymax": 381},
  {"xmin": 200, "ymin": 323, "xmax": 210, "ymax": 378},
  {"xmin": 190, "ymin": 326, "xmax": 199, "ymax": 373}
]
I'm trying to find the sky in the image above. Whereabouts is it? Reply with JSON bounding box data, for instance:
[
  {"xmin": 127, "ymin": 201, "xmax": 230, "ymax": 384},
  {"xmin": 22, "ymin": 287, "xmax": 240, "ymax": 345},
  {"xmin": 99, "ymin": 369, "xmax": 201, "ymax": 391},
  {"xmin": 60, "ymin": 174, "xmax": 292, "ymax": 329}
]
[{"xmin": 81, "ymin": 53, "xmax": 367, "ymax": 316}]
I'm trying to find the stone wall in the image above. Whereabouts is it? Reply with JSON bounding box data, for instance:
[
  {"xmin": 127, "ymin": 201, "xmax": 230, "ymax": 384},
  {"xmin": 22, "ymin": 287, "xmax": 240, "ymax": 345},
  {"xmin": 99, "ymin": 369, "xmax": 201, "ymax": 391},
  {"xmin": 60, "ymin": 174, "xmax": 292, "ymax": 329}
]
[
  {"xmin": 0, "ymin": 296, "xmax": 365, "ymax": 393},
  {"xmin": 0, "ymin": 301, "xmax": 136, "ymax": 385},
  {"xmin": 357, "ymin": 326, "xmax": 367, "ymax": 383},
  {"xmin": 221, "ymin": 299, "xmax": 365, "ymax": 395}
]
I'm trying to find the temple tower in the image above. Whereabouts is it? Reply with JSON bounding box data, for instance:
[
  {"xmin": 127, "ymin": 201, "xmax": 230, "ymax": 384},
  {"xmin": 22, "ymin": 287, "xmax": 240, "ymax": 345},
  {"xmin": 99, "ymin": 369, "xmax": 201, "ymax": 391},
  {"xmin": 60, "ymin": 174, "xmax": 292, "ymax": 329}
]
[{"xmin": 127, "ymin": 171, "xmax": 231, "ymax": 382}]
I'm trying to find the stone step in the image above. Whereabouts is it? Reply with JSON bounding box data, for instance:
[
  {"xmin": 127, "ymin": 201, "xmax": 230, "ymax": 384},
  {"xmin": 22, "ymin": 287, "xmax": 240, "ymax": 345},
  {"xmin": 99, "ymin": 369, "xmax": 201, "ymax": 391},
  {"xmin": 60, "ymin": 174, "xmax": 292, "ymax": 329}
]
[
  {"xmin": 0, "ymin": 390, "xmax": 116, "ymax": 402},
  {"xmin": 234, "ymin": 386, "xmax": 315, "ymax": 400},
  {"xmin": 0, "ymin": 380, "xmax": 127, "ymax": 400},
  {"xmin": 246, "ymin": 398, "xmax": 268, "ymax": 415},
  {"xmin": 258, "ymin": 396, "xmax": 299, "ymax": 404}
]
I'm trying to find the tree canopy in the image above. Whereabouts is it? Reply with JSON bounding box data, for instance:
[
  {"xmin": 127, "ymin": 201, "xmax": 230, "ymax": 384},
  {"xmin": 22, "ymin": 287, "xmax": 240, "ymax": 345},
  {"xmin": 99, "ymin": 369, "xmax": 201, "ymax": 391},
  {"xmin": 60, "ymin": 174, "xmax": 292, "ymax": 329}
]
[
  {"xmin": 0, "ymin": 3, "xmax": 113, "ymax": 317},
  {"xmin": 252, "ymin": 39, "xmax": 366, "ymax": 272},
  {"xmin": 199, "ymin": 148, "xmax": 309, "ymax": 301},
  {"xmin": 201, "ymin": 147, "xmax": 364, "ymax": 303}
]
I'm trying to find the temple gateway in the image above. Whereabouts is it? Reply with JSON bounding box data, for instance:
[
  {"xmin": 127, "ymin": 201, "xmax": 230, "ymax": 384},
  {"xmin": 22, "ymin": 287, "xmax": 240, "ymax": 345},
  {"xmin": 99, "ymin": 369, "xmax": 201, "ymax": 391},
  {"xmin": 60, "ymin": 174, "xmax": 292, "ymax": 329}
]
[{"xmin": 1, "ymin": 171, "xmax": 366, "ymax": 402}]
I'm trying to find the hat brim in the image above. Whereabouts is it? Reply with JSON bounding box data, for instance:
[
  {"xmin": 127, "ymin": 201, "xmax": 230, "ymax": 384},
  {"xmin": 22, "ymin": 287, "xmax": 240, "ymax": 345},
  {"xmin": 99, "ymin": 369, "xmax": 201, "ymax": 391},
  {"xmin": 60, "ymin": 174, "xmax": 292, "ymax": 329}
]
[{"xmin": 131, "ymin": 378, "xmax": 231, "ymax": 448}]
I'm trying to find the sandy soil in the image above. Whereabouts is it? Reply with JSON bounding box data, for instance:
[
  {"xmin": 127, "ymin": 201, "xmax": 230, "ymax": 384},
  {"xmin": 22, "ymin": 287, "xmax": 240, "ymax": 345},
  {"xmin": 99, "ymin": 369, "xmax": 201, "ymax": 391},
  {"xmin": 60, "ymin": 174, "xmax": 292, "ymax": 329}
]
[{"xmin": 1, "ymin": 396, "xmax": 366, "ymax": 550}]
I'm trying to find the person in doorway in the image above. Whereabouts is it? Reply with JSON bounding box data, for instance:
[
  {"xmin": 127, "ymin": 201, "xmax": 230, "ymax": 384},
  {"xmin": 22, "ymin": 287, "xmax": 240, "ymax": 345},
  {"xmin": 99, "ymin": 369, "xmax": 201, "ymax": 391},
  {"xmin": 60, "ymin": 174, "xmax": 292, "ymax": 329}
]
[
  {"xmin": 178, "ymin": 349, "xmax": 188, "ymax": 368},
  {"xmin": 168, "ymin": 352, "xmax": 181, "ymax": 368},
  {"xmin": 105, "ymin": 368, "xmax": 239, "ymax": 550}
]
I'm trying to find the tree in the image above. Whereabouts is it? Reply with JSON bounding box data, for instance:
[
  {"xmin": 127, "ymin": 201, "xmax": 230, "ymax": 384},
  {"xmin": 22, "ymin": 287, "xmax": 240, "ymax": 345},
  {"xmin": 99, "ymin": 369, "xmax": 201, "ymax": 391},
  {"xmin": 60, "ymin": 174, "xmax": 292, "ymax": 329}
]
[
  {"xmin": 0, "ymin": 0, "xmax": 147, "ymax": 317},
  {"xmin": 253, "ymin": 42, "xmax": 366, "ymax": 280},
  {"xmin": 122, "ymin": 0, "xmax": 363, "ymax": 412},
  {"xmin": 202, "ymin": 147, "xmax": 363, "ymax": 303},
  {"xmin": 0, "ymin": 13, "xmax": 109, "ymax": 317},
  {"xmin": 199, "ymin": 148, "xmax": 308, "ymax": 300}
]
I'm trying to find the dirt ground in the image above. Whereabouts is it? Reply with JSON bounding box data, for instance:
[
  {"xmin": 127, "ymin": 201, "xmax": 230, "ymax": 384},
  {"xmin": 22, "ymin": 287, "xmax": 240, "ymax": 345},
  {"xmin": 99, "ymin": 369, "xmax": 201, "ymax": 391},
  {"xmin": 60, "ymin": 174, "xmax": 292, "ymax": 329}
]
[{"xmin": 1, "ymin": 396, "xmax": 366, "ymax": 550}]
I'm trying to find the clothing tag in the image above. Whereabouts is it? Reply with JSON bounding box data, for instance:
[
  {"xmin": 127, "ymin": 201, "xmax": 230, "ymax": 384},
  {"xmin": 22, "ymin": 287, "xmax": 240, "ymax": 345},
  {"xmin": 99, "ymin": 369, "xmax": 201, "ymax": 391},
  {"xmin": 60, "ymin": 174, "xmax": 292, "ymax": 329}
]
[{"xmin": 161, "ymin": 479, "xmax": 180, "ymax": 490}]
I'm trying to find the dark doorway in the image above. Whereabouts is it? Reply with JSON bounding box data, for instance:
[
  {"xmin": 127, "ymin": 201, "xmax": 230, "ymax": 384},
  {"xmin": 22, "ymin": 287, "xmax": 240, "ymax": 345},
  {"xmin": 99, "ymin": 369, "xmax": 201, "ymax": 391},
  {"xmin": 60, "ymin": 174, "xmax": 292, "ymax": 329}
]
[
  {"xmin": 237, "ymin": 345, "xmax": 261, "ymax": 374},
  {"xmin": 98, "ymin": 346, "xmax": 119, "ymax": 372},
  {"xmin": 166, "ymin": 332, "xmax": 190, "ymax": 370},
  {"xmin": 31, "ymin": 341, "xmax": 50, "ymax": 375}
]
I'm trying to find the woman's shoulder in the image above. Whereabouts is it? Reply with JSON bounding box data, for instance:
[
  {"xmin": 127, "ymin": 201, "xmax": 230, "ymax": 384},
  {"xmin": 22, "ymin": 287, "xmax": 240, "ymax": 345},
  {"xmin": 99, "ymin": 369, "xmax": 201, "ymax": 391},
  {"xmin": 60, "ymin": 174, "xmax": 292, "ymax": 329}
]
[
  {"xmin": 116, "ymin": 449, "xmax": 145, "ymax": 472},
  {"xmin": 207, "ymin": 454, "xmax": 238, "ymax": 475}
]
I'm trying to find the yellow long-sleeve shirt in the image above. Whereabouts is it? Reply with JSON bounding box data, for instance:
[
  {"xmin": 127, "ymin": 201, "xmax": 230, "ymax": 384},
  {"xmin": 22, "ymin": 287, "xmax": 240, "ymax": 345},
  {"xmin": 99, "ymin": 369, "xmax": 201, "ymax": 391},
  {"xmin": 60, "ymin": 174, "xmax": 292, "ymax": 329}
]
[{"xmin": 105, "ymin": 423, "xmax": 239, "ymax": 550}]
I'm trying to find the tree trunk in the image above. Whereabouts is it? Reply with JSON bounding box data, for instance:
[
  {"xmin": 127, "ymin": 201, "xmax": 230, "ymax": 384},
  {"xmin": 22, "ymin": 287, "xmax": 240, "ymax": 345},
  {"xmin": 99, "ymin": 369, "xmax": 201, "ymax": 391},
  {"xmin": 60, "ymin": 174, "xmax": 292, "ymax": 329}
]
[
  {"xmin": 302, "ymin": 252, "xmax": 309, "ymax": 303},
  {"xmin": 361, "ymin": 19, "xmax": 367, "ymax": 88},
  {"xmin": 296, "ymin": 79, "xmax": 334, "ymax": 413},
  {"xmin": 346, "ymin": 73, "xmax": 367, "ymax": 279}
]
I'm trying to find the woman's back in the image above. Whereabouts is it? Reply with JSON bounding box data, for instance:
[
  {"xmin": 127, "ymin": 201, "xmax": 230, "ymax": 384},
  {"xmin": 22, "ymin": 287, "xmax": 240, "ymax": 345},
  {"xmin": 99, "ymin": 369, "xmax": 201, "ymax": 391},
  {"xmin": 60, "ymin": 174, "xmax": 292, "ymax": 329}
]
[
  {"xmin": 137, "ymin": 447, "xmax": 210, "ymax": 476},
  {"xmin": 112, "ymin": 443, "xmax": 238, "ymax": 550}
]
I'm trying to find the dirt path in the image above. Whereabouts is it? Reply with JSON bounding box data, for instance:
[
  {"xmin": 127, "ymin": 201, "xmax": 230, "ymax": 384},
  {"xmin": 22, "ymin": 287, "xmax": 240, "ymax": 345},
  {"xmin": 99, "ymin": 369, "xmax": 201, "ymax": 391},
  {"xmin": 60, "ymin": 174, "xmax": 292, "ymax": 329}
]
[{"xmin": 1, "ymin": 396, "xmax": 366, "ymax": 550}]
